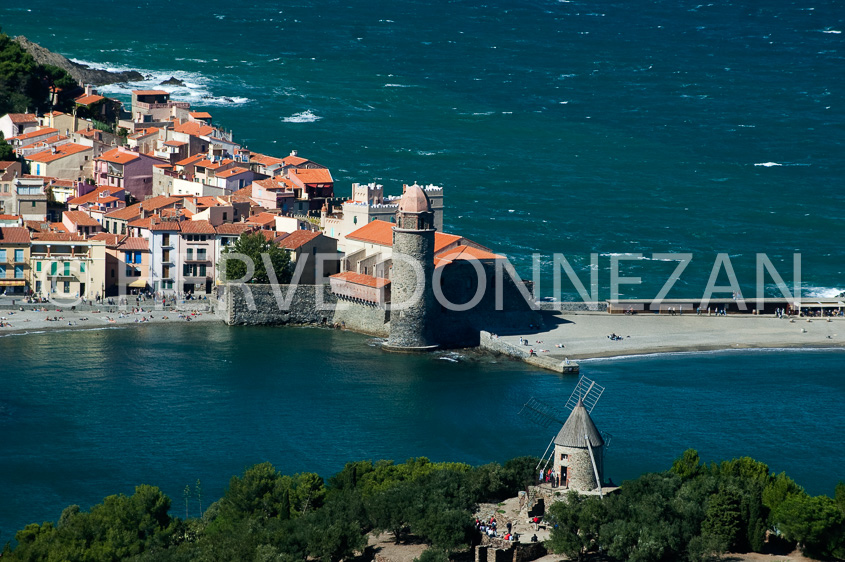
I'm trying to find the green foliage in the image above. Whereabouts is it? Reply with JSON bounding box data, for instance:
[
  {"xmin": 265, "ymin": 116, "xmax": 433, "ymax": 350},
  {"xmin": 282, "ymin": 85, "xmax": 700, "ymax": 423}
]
[
  {"xmin": 0, "ymin": 32, "xmax": 77, "ymax": 115},
  {"xmin": 11, "ymin": 485, "xmax": 175, "ymax": 561},
  {"xmin": 221, "ymin": 232, "xmax": 292, "ymax": 284},
  {"xmin": 0, "ymin": 132, "xmax": 14, "ymax": 160},
  {"xmin": 772, "ymin": 493, "xmax": 845, "ymax": 559},
  {"xmin": 670, "ymin": 448, "xmax": 704, "ymax": 481}
]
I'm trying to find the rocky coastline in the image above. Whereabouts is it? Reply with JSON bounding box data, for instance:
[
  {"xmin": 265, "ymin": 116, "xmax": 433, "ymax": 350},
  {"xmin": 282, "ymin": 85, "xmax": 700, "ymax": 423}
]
[{"xmin": 14, "ymin": 35, "xmax": 144, "ymax": 86}]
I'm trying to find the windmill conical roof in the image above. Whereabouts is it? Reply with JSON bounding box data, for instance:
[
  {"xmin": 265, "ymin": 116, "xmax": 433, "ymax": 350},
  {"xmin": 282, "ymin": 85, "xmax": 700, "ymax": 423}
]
[{"xmin": 554, "ymin": 401, "xmax": 604, "ymax": 448}]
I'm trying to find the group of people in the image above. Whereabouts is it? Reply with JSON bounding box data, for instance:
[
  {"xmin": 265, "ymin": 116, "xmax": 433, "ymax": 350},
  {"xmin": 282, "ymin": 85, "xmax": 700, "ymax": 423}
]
[
  {"xmin": 539, "ymin": 467, "xmax": 562, "ymax": 488},
  {"xmin": 475, "ymin": 516, "xmax": 518, "ymax": 541},
  {"xmin": 607, "ymin": 333, "xmax": 625, "ymax": 341}
]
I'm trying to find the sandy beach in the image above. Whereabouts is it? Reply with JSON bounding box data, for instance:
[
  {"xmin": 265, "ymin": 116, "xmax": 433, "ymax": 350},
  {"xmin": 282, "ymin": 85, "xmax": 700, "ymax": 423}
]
[
  {"xmin": 0, "ymin": 304, "xmax": 219, "ymax": 337},
  {"xmin": 502, "ymin": 311, "xmax": 845, "ymax": 361}
]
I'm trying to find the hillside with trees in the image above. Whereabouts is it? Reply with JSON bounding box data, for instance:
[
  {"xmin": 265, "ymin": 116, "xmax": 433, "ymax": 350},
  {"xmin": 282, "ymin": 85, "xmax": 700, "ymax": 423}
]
[
  {"xmin": 3, "ymin": 452, "xmax": 843, "ymax": 561},
  {"xmin": 0, "ymin": 28, "xmax": 78, "ymax": 116}
]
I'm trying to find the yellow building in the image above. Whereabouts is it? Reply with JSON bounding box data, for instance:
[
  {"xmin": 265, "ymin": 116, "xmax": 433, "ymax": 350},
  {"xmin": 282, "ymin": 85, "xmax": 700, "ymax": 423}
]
[
  {"xmin": 0, "ymin": 226, "xmax": 31, "ymax": 295},
  {"xmin": 29, "ymin": 233, "xmax": 107, "ymax": 301}
]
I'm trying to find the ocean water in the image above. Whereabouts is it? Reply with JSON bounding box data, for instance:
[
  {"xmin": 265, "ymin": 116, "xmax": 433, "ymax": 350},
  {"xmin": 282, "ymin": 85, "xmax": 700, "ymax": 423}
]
[
  {"xmin": 1, "ymin": 0, "xmax": 844, "ymax": 542},
  {"xmin": 1, "ymin": 324, "xmax": 844, "ymax": 539}
]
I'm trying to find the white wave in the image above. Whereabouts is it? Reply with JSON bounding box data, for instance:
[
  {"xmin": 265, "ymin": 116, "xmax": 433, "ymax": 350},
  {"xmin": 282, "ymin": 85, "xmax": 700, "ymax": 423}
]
[
  {"xmin": 282, "ymin": 110, "xmax": 321, "ymax": 123},
  {"xmin": 822, "ymin": 29, "xmax": 842, "ymax": 34},
  {"xmin": 804, "ymin": 286, "xmax": 845, "ymax": 299},
  {"xmin": 580, "ymin": 346, "xmax": 845, "ymax": 364},
  {"xmin": 70, "ymin": 58, "xmax": 252, "ymax": 107},
  {"xmin": 384, "ymin": 83, "xmax": 415, "ymax": 88},
  {"xmin": 754, "ymin": 162, "xmax": 783, "ymax": 167}
]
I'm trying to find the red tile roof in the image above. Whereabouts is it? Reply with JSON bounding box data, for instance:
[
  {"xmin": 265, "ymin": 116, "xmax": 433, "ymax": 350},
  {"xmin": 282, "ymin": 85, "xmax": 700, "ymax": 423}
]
[
  {"xmin": 282, "ymin": 154, "xmax": 309, "ymax": 166},
  {"xmin": 69, "ymin": 185, "xmax": 125, "ymax": 207},
  {"xmin": 26, "ymin": 143, "xmax": 91, "ymax": 163},
  {"xmin": 216, "ymin": 166, "xmax": 251, "ymax": 178},
  {"xmin": 190, "ymin": 111, "xmax": 212, "ymax": 119},
  {"xmin": 132, "ymin": 89, "xmax": 169, "ymax": 96},
  {"xmin": 215, "ymin": 223, "xmax": 255, "ymax": 235},
  {"xmin": 8, "ymin": 127, "xmax": 58, "ymax": 142},
  {"xmin": 63, "ymin": 211, "xmax": 100, "ymax": 227},
  {"xmin": 434, "ymin": 245, "xmax": 503, "ymax": 268},
  {"xmin": 250, "ymin": 153, "xmax": 283, "ymax": 167},
  {"xmin": 175, "ymin": 154, "xmax": 206, "ymax": 167},
  {"xmin": 180, "ymin": 220, "xmax": 216, "ymax": 234},
  {"xmin": 89, "ymin": 232, "xmax": 121, "ymax": 247},
  {"xmin": 254, "ymin": 178, "xmax": 294, "ymax": 191},
  {"xmin": 105, "ymin": 203, "xmax": 143, "ymax": 221},
  {"xmin": 6, "ymin": 113, "xmax": 37, "ymax": 124},
  {"xmin": 127, "ymin": 216, "xmax": 156, "ymax": 228},
  {"xmin": 0, "ymin": 227, "xmax": 30, "ymax": 244},
  {"xmin": 119, "ymin": 237, "xmax": 149, "ymax": 251},
  {"xmin": 75, "ymin": 94, "xmax": 105, "ymax": 105},
  {"xmin": 0, "ymin": 214, "xmax": 21, "ymax": 221},
  {"xmin": 24, "ymin": 220, "xmax": 49, "ymax": 232},
  {"xmin": 289, "ymin": 167, "xmax": 333, "ymax": 184},
  {"xmin": 330, "ymin": 271, "xmax": 390, "ymax": 288},
  {"xmin": 31, "ymin": 232, "xmax": 86, "ymax": 242},
  {"xmin": 278, "ymin": 229, "xmax": 319, "ymax": 250},
  {"xmin": 149, "ymin": 221, "xmax": 182, "ymax": 232},
  {"xmin": 98, "ymin": 148, "xmax": 141, "ymax": 165},
  {"xmin": 345, "ymin": 220, "xmax": 393, "ymax": 246},
  {"xmin": 173, "ymin": 121, "xmax": 215, "ymax": 137},
  {"xmin": 246, "ymin": 212, "xmax": 277, "ymax": 227},
  {"xmin": 163, "ymin": 140, "xmax": 186, "ymax": 147}
]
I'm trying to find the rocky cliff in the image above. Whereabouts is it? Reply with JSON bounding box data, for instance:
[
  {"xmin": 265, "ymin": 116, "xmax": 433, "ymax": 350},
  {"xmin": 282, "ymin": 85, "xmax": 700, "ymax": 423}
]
[{"xmin": 14, "ymin": 36, "xmax": 144, "ymax": 86}]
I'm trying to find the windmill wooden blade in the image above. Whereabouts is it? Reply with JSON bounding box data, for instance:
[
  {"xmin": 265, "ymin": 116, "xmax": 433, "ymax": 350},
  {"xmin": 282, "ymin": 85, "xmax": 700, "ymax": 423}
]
[
  {"xmin": 519, "ymin": 397, "xmax": 566, "ymax": 428},
  {"xmin": 565, "ymin": 375, "xmax": 605, "ymax": 413}
]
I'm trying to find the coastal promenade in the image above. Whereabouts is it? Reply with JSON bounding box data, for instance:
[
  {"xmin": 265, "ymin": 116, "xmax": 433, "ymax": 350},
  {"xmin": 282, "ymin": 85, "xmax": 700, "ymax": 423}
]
[{"xmin": 497, "ymin": 310, "xmax": 845, "ymax": 363}]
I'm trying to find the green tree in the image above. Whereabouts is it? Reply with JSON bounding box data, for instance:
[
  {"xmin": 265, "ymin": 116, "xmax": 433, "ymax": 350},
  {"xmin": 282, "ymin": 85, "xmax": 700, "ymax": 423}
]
[
  {"xmin": 700, "ymin": 488, "xmax": 742, "ymax": 552},
  {"xmin": 671, "ymin": 448, "xmax": 704, "ymax": 481},
  {"xmin": 0, "ymin": 132, "xmax": 13, "ymax": 160},
  {"xmin": 220, "ymin": 232, "xmax": 292, "ymax": 284},
  {"xmin": 773, "ymin": 494, "xmax": 845, "ymax": 559}
]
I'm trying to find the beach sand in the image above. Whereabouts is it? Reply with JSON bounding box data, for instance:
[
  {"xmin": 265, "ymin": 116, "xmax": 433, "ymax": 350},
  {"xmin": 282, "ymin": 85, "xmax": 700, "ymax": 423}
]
[
  {"xmin": 0, "ymin": 305, "xmax": 219, "ymax": 337},
  {"xmin": 502, "ymin": 311, "xmax": 845, "ymax": 361}
]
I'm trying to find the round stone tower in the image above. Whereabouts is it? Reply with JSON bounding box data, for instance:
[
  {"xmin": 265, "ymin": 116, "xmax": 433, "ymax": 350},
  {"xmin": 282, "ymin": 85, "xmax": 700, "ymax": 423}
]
[
  {"xmin": 552, "ymin": 400, "xmax": 605, "ymax": 492},
  {"xmin": 383, "ymin": 184, "xmax": 439, "ymax": 352}
]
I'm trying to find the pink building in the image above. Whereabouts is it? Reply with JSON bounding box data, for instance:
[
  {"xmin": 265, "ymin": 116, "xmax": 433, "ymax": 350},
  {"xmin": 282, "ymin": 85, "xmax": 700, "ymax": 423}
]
[{"xmin": 94, "ymin": 147, "xmax": 165, "ymax": 200}]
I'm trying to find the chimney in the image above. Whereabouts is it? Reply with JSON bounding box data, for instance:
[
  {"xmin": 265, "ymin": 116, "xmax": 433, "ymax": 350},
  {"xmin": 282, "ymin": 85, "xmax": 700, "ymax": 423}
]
[
  {"xmin": 290, "ymin": 150, "xmax": 298, "ymax": 157},
  {"xmin": 51, "ymin": 146, "xmax": 57, "ymax": 154}
]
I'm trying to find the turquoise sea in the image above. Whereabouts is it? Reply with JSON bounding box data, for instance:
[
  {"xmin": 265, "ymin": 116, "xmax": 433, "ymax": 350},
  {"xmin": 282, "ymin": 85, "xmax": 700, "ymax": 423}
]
[{"xmin": 1, "ymin": 0, "xmax": 844, "ymax": 540}]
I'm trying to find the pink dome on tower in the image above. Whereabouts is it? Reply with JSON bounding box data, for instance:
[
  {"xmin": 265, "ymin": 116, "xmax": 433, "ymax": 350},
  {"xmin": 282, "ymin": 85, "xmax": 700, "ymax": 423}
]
[{"xmin": 398, "ymin": 183, "xmax": 431, "ymax": 214}]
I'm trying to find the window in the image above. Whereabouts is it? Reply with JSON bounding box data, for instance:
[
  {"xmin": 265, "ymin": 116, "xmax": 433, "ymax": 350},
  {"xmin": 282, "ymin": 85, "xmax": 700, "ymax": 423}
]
[
  {"xmin": 163, "ymin": 266, "xmax": 171, "ymax": 278},
  {"xmin": 32, "ymin": 201, "xmax": 36, "ymax": 207},
  {"xmin": 183, "ymin": 264, "xmax": 190, "ymax": 276},
  {"xmin": 353, "ymin": 216, "xmax": 357, "ymax": 224},
  {"xmin": 64, "ymin": 262, "xmax": 70, "ymax": 276},
  {"xmin": 0, "ymin": 249, "xmax": 5, "ymax": 262},
  {"xmin": 223, "ymin": 212, "xmax": 228, "ymax": 221},
  {"xmin": 51, "ymin": 262, "xmax": 57, "ymax": 275},
  {"xmin": 162, "ymin": 234, "xmax": 170, "ymax": 246},
  {"xmin": 15, "ymin": 265, "xmax": 23, "ymax": 279},
  {"xmin": 163, "ymin": 250, "xmax": 170, "ymax": 263},
  {"xmin": 560, "ymin": 454, "xmax": 568, "ymax": 460},
  {"xmin": 111, "ymin": 268, "xmax": 115, "ymax": 278},
  {"xmin": 14, "ymin": 249, "xmax": 23, "ymax": 262},
  {"xmin": 197, "ymin": 249, "xmax": 206, "ymax": 260},
  {"xmin": 36, "ymin": 261, "xmax": 41, "ymax": 272},
  {"xmin": 63, "ymin": 281, "xmax": 70, "ymax": 293},
  {"xmin": 186, "ymin": 248, "xmax": 193, "ymax": 260},
  {"xmin": 126, "ymin": 267, "xmax": 134, "ymax": 277},
  {"xmin": 0, "ymin": 265, "xmax": 4, "ymax": 278},
  {"xmin": 199, "ymin": 264, "xmax": 206, "ymax": 276},
  {"xmin": 80, "ymin": 262, "xmax": 86, "ymax": 273}
]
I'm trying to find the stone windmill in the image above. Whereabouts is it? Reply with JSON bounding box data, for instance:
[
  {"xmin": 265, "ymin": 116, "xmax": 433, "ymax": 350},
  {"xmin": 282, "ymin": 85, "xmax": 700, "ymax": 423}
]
[{"xmin": 520, "ymin": 376, "xmax": 610, "ymax": 495}]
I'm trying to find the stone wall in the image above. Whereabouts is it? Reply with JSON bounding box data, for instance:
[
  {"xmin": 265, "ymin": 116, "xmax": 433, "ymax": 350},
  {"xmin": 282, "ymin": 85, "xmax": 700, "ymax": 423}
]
[
  {"xmin": 223, "ymin": 283, "xmax": 389, "ymax": 336},
  {"xmin": 479, "ymin": 331, "xmax": 579, "ymax": 374}
]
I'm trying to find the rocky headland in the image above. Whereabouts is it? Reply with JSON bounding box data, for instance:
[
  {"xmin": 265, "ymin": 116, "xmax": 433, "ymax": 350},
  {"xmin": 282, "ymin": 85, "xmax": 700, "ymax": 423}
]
[{"xmin": 14, "ymin": 35, "xmax": 144, "ymax": 86}]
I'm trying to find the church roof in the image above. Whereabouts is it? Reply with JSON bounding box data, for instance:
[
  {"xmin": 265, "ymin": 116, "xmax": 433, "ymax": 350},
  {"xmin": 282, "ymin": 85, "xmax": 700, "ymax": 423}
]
[
  {"xmin": 554, "ymin": 401, "xmax": 604, "ymax": 448},
  {"xmin": 398, "ymin": 183, "xmax": 431, "ymax": 214}
]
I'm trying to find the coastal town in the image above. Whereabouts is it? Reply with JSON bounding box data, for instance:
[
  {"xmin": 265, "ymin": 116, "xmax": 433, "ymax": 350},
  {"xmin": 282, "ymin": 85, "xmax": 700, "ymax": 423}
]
[{"xmin": 0, "ymin": 86, "xmax": 504, "ymax": 311}]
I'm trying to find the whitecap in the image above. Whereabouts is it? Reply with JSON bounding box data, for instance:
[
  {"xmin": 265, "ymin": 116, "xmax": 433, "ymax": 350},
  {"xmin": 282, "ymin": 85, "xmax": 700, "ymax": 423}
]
[
  {"xmin": 384, "ymin": 83, "xmax": 415, "ymax": 88},
  {"xmin": 822, "ymin": 29, "xmax": 842, "ymax": 34},
  {"xmin": 804, "ymin": 287, "xmax": 845, "ymax": 299},
  {"xmin": 282, "ymin": 110, "xmax": 322, "ymax": 123},
  {"xmin": 754, "ymin": 162, "xmax": 782, "ymax": 167}
]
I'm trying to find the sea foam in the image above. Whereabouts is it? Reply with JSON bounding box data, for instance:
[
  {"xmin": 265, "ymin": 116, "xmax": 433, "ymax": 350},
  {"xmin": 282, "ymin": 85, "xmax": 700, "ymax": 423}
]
[
  {"xmin": 70, "ymin": 59, "xmax": 252, "ymax": 107},
  {"xmin": 282, "ymin": 110, "xmax": 322, "ymax": 123}
]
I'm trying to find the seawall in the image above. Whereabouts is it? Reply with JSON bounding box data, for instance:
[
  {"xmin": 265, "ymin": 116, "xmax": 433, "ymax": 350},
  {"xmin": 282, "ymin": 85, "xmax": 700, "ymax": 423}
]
[
  {"xmin": 223, "ymin": 284, "xmax": 389, "ymax": 337},
  {"xmin": 479, "ymin": 330, "xmax": 579, "ymax": 374}
]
